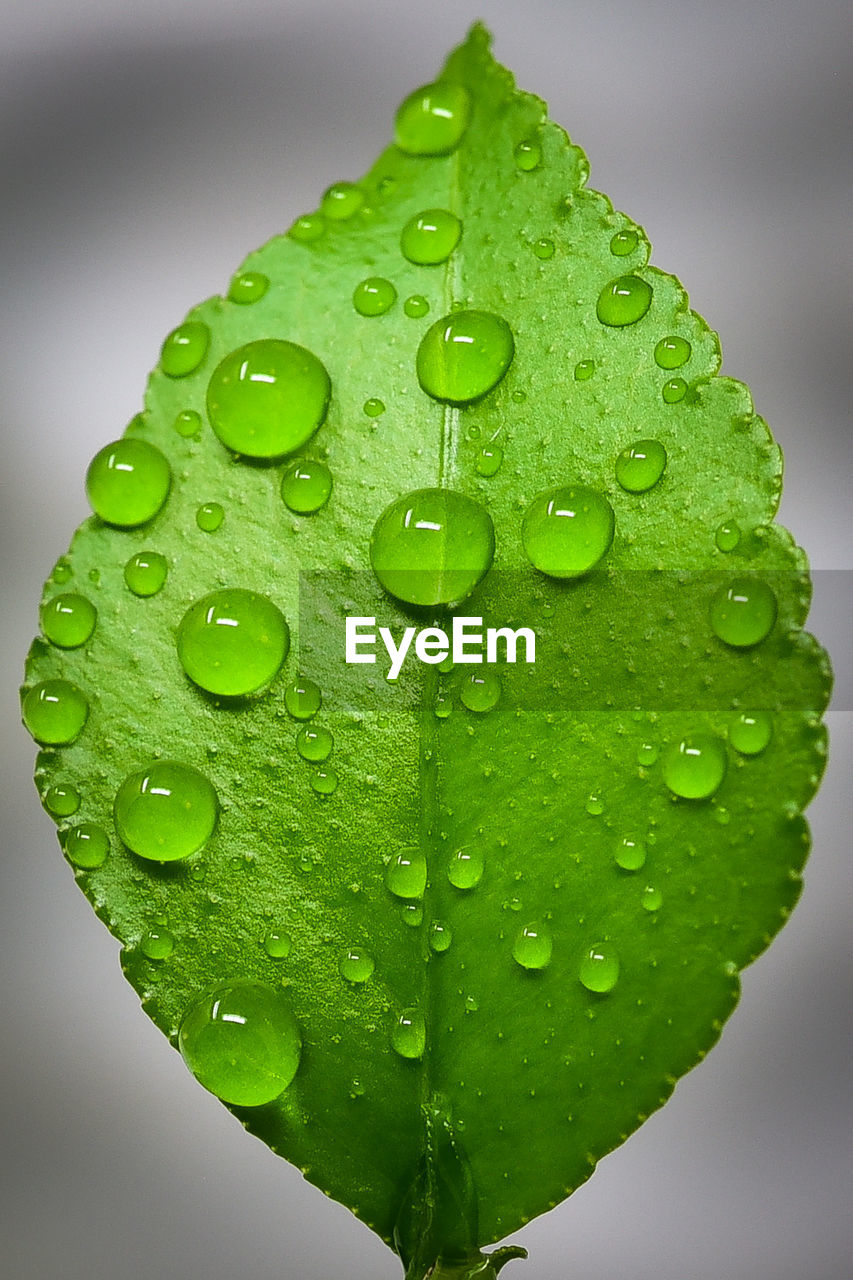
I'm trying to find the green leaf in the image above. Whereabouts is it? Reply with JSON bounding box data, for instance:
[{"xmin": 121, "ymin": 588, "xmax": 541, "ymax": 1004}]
[{"xmin": 21, "ymin": 23, "xmax": 831, "ymax": 1278}]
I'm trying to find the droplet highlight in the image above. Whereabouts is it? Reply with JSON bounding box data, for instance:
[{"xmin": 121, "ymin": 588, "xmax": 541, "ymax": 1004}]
[
  {"xmin": 124, "ymin": 551, "xmax": 167, "ymax": 597},
  {"xmin": 296, "ymin": 726, "xmax": 333, "ymax": 762},
  {"xmin": 615, "ymin": 440, "xmax": 667, "ymax": 493},
  {"xmin": 339, "ymin": 948, "xmax": 375, "ymax": 983},
  {"xmin": 64, "ymin": 823, "xmax": 109, "ymax": 869},
  {"xmin": 654, "ymin": 335, "xmax": 691, "ymax": 369},
  {"xmin": 459, "ymin": 671, "xmax": 501, "ymax": 713},
  {"xmin": 386, "ymin": 847, "xmax": 427, "ymax": 899},
  {"xmin": 196, "ymin": 501, "xmax": 224, "ymax": 532},
  {"xmin": 390, "ymin": 1008, "xmax": 426, "ymax": 1059},
  {"xmin": 284, "ymin": 678, "xmax": 321, "ymax": 721}
]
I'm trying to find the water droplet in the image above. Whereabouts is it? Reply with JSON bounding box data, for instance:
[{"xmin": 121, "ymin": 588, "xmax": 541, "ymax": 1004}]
[
  {"xmin": 140, "ymin": 926, "xmax": 175, "ymax": 960},
  {"xmin": 710, "ymin": 579, "xmax": 777, "ymax": 647},
  {"xmin": 339, "ymin": 947, "xmax": 375, "ymax": 982},
  {"xmin": 610, "ymin": 228, "xmax": 639, "ymax": 257},
  {"xmin": 662, "ymin": 733, "xmax": 727, "ymax": 799},
  {"xmin": 196, "ymin": 501, "xmax": 224, "ymax": 532},
  {"xmin": 476, "ymin": 444, "xmax": 503, "ymax": 477},
  {"xmin": 401, "ymin": 903, "xmax": 424, "ymax": 927},
  {"xmin": 370, "ymin": 488, "xmax": 494, "ymax": 607},
  {"xmin": 447, "ymin": 846, "xmax": 484, "ymax": 890},
  {"xmin": 400, "ymin": 208, "xmax": 462, "ymax": 265},
  {"xmin": 417, "ymin": 310, "xmax": 514, "ymax": 404},
  {"xmin": 729, "ymin": 710, "xmax": 773, "ymax": 755},
  {"xmin": 363, "ymin": 397, "xmax": 386, "ymax": 417},
  {"xmin": 64, "ymin": 822, "xmax": 109, "ymax": 869},
  {"xmin": 284, "ymin": 677, "xmax": 321, "ymax": 721},
  {"xmin": 574, "ymin": 359, "xmax": 595, "ymax": 381},
  {"xmin": 641, "ymin": 886, "xmax": 662, "ymax": 912},
  {"xmin": 615, "ymin": 440, "xmax": 667, "ymax": 493},
  {"xmin": 662, "ymin": 377, "xmax": 687, "ymax": 404},
  {"xmin": 44, "ymin": 783, "xmax": 81, "ymax": 817},
  {"xmin": 390, "ymin": 1007, "xmax": 426, "ymax": 1059},
  {"xmin": 522, "ymin": 486, "xmax": 615, "ymax": 579},
  {"xmin": 636, "ymin": 741, "xmax": 659, "ymax": 766},
  {"xmin": 596, "ymin": 275, "xmax": 653, "ymax": 327},
  {"xmin": 321, "ymin": 181, "xmax": 364, "ymax": 221},
  {"xmin": 311, "ymin": 769, "xmax": 338, "ymax": 796},
  {"xmin": 114, "ymin": 761, "xmax": 218, "ymax": 861},
  {"xmin": 174, "ymin": 409, "xmax": 202, "ymax": 438},
  {"xmin": 350, "ymin": 1077, "xmax": 366, "ymax": 1097},
  {"xmin": 227, "ymin": 271, "xmax": 269, "ymax": 304},
  {"xmin": 615, "ymin": 837, "xmax": 646, "ymax": 871},
  {"xmin": 715, "ymin": 520, "xmax": 741, "ymax": 553},
  {"xmin": 586, "ymin": 793, "xmax": 604, "ymax": 816},
  {"xmin": 579, "ymin": 944, "xmax": 620, "ymax": 993},
  {"xmin": 385, "ymin": 847, "xmax": 427, "ymax": 899},
  {"xmin": 263, "ymin": 929, "xmax": 292, "ymax": 959},
  {"xmin": 404, "ymin": 294, "xmax": 429, "ymax": 319},
  {"xmin": 179, "ymin": 978, "xmax": 301, "ymax": 1105},
  {"xmin": 513, "ymin": 138, "xmax": 541, "ymax": 171},
  {"xmin": 513, "ymin": 924, "xmax": 552, "ymax": 970},
  {"xmin": 40, "ymin": 593, "xmax": 97, "ymax": 648},
  {"xmin": 353, "ymin": 277, "xmax": 397, "ymax": 317},
  {"xmin": 160, "ymin": 320, "xmax": 210, "ymax": 378},
  {"xmin": 207, "ymin": 339, "xmax": 331, "ymax": 459},
  {"xmin": 280, "ymin": 459, "xmax": 332, "ymax": 514},
  {"xmin": 434, "ymin": 691, "xmax": 453, "ymax": 719},
  {"xmin": 86, "ymin": 438, "xmax": 171, "ymax": 527},
  {"xmin": 533, "ymin": 238, "xmax": 555, "ymax": 260},
  {"xmin": 22, "ymin": 680, "xmax": 88, "ymax": 745},
  {"xmin": 124, "ymin": 551, "xmax": 167, "ymax": 597},
  {"xmin": 177, "ymin": 588, "xmax": 289, "ymax": 697},
  {"xmin": 459, "ymin": 671, "xmax": 500, "ymax": 713},
  {"xmin": 296, "ymin": 726, "xmax": 333, "ymax": 762},
  {"xmin": 714, "ymin": 806, "xmax": 731, "ymax": 826},
  {"xmin": 464, "ymin": 994, "xmax": 479, "ymax": 1013},
  {"xmin": 654, "ymin": 335, "xmax": 691, "ymax": 369},
  {"xmin": 394, "ymin": 81, "xmax": 471, "ymax": 156},
  {"xmin": 429, "ymin": 920, "xmax": 452, "ymax": 952},
  {"xmin": 288, "ymin": 213, "xmax": 326, "ymax": 243}
]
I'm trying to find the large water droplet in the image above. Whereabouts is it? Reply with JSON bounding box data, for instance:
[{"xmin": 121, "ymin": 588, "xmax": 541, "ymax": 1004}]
[
  {"xmin": 124, "ymin": 551, "xmax": 168, "ymax": 597},
  {"xmin": 709, "ymin": 579, "xmax": 777, "ymax": 647},
  {"xmin": 353, "ymin": 277, "xmax": 397, "ymax": 317},
  {"xmin": 459, "ymin": 671, "xmax": 501, "ymax": 713},
  {"xmin": 579, "ymin": 944, "xmax": 620, "ymax": 993},
  {"xmin": 513, "ymin": 924, "xmax": 552, "ymax": 970},
  {"xmin": 339, "ymin": 947, "xmax": 375, "ymax": 983},
  {"xmin": 385, "ymin": 847, "xmax": 427, "ymax": 899},
  {"xmin": 44, "ymin": 783, "xmax": 81, "ymax": 817},
  {"xmin": 394, "ymin": 81, "xmax": 471, "ymax": 156},
  {"xmin": 207, "ymin": 339, "xmax": 331, "ymax": 459},
  {"xmin": 390, "ymin": 1008, "xmax": 426, "ymax": 1059},
  {"xmin": 280, "ymin": 459, "xmax": 332, "ymax": 514},
  {"xmin": 596, "ymin": 275, "xmax": 653, "ymax": 326},
  {"xmin": 86, "ymin": 438, "xmax": 171, "ymax": 527},
  {"xmin": 196, "ymin": 501, "xmax": 224, "ymax": 532},
  {"xmin": 64, "ymin": 822, "xmax": 109, "ymax": 869},
  {"xmin": 228, "ymin": 271, "xmax": 269, "ymax": 305},
  {"xmin": 179, "ymin": 979, "xmax": 301, "ymax": 1106},
  {"xmin": 654, "ymin": 335, "xmax": 691, "ymax": 369},
  {"xmin": 417, "ymin": 310, "xmax": 514, "ymax": 404},
  {"xmin": 177, "ymin": 588, "xmax": 289, "ymax": 697},
  {"xmin": 662, "ymin": 733, "xmax": 727, "ymax": 799},
  {"xmin": 321, "ymin": 181, "xmax": 364, "ymax": 221},
  {"xmin": 296, "ymin": 726, "xmax": 333, "ymax": 762},
  {"xmin": 22, "ymin": 679, "xmax": 88, "ymax": 744},
  {"xmin": 715, "ymin": 521, "xmax": 741, "ymax": 553},
  {"xmin": 447, "ymin": 846, "xmax": 484, "ymax": 890},
  {"xmin": 140, "ymin": 926, "xmax": 175, "ymax": 960},
  {"xmin": 114, "ymin": 761, "xmax": 218, "ymax": 861},
  {"xmin": 610, "ymin": 228, "xmax": 639, "ymax": 257},
  {"xmin": 40, "ymin": 593, "xmax": 97, "ymax": 648},
  {"xmin": 615, "ymin": 836, "xmax": 646, "ymax": 871},
  {"xmin": 284, "ymin": 677, "xmax": 321, "ymax": 721},
  {"xmin": 615, "ymin": 440, "xmax": 667, "ymax": 493},
  {"xmin": 370, "ymin": 488, "xmax": 494, "ymax": 607},
  {"xmin": 729, "ymin": 710, "xmax": 773, "ymax": 755},
  {"xmin": 522, "ymin": 486, "xmax": 615, "ymax": 578},
  {"xmin": 160, "ymin": 321, "xmax": 210, "ymax": 378},
  {"xmin": 400, "ymin": 209, "xmax": 462, "ymax": 265}
]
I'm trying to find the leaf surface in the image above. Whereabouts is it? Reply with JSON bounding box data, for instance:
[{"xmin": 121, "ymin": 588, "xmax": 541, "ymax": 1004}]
[{"xmin": 22, "ymin": 24, "xmax": 830, "ymax": 1276}]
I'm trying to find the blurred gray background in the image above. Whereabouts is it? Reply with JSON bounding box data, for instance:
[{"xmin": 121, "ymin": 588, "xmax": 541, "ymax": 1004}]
[{"xmin": 1, "ymin": 1, "xmax": 851, "ymax": 1277}]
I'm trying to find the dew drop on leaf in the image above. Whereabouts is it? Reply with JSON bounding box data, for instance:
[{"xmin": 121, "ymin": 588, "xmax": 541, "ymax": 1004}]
[
  {"xmin": 429, "ymin": 920, "xmax": 452, "ymax": 953},
  {"xmin": 401, "ymin": 903, "xmax": 424, "ymax": 927},
  {"xmin": 394, "ymin": 81, "xmax": 471, "ymax": 156},
  {"xmin": 512, "ymin": 924, "xmax": 553, "ymax": 970},
  {"xmin": 416, "ymin": 310, "xmax": 514, "ymax": 404},
  {"xmin": 390, "ymin": 1007, "xmax": 426, "ymax": 1059},
  {"xmin": 662, "ymin": 377, "xmax": 688, "ymax": 404},
  {"xmin": 296, "ymin": 726, "xmax": 333, "ymax": 763},
  {"xmin": 475, "ymin": 444, "xmax": 503, "ymax": 477},
  {"xmin": 729, "ymin": 710, "xmax": 774, "ymax": 755},
  {"xmin": 404, "ymin": 294, "xmax": 429, "ymax": 319},
  {"xmin": 709, "ymin": 578, "xmax": 777, "ymax": 648},
  {"xmin": 140, "ymin": 926, "xmax": 175, "ymax": 960},
  {"xmin": 369, "ymin": 488, "xmax": 495, "ymax": 607},
  {"xmin": 123, "ymin": 551, "xmax": 168, "ymax": 597},
  {"xmin": 615, "ymin": 440, "xmax": 667, "ymax": 493},
  {"xmin": 227, "ymin": 271, "xmax": 270, "ymax": 304},
  {"xmin": 310, "ymin": 768, "xmax": 338, "ymax": 796},
  {"xmin": 177, "ymin": 588, "xmax": 289, "ymax": 697},
  {"xmin": 654, "ymin": 335, "xmax": 691, "ymax": 369},
  {"xmin": 196, "ymin": 501, "xmax": 224, "ymax": 532},
  {"xmin": 283, "ymin": 677, "xmax": 321, "ymax": 721},
  {"xmin": 22, "ymin": 679, "xmax": 88, "ymax": 744},
  {"xmin": 40, "ymin": 593, "xmax": 97, "ymax": 648},
  {"xmin": 447, "ymin": 845, "xmax": 484, "ymax": 890},
  {"xmin": 459, "ymin": 671, "xmax": 501, "ymax": 713},
  {"xmin": 280, "ymin": 459, "xmax": 333, "ymax": 514},
  {"xmin": 160, "ymin": 320, "xmax": 210, "ymax": 378},
  {"xmin": 263, "ymin": 929, "xmax": 292, "ymax": 959},
  {"xmin": 113, "ymin": 761, "xmax": 219, "ymax": 862},
  {"xmin": 715, "ymin": 520, "xmax": 742, "ymax": 553},
  {"xmin": 43, "ymin": 783, "xmax": 81, "ymax": 817},
  {"xmin": 513, "ymin": 137, "xmax": 541, "ymax": 170},
  {"xmin": 179, "ymin": 978, "xmax": 302, "ymax": 1106},
  {"xmin": 288, "ymin": 213, "xmax": 326, "ymax": 243},
  {"xmin": 321, "ymin": 181, "xmax": 364, "ymax": 221},
  {"xmin": 662, "ymin": 733, "xmax": 728, "ymax": 800},
  {"xmin": 339, "ymin": 947, "xmax": 375, "ymax": 983},
  {"xmin": 174, "ymin": 409, "xmax": 202, "ymax": 438},
  {"xmin": 400, "ymin": 208, "xmax": 462, "ymax": 265},
  {"xmin": 385, "ymin": 847, "xmax": 427, "ymax": 899},
  {"xmin": 353, "ymin": 277, "xmax": 397, "ymax": 317},
  {"xmin": 636, "ymin": 741, "xmax": 659, "ymax": 767},
  {"xmin": 610, "ymin": 229, "xmax": 639, "ymax": 257},
  {"xmin": 86, "ymin": 438, "xmax": 171, "ymax": 527},
  {"xmin": 574, "ymin": 359, "xmax": 595, "ymax": 381},
  {"xmin": 63, "ymin": 822, "xmax": 110, "ymax": 870},
  {"xmin": 521, "ymin": 485, "xmax": 615, "ymax": 579},
  {"xmin": 615, "ymin": 836, "xmax": 646, "ymax": 871},
  {"xmin": 641, "ymin": 886, "xmax": 663, "ymax": 912},
  {"xmin": 533, "ymin": 238, "xmax": 555, "ymax": 260},
  {"xmin": 363, "ymin": 397, "xmax": 386, "ymax": 417},
  {"xmin": 579, "ymin": 944, "xmax": 620, "ymax": 993},
  {"xmin": 207, "ymin": 339, "xmax": 331, "ymax": 459},
  {"xmin": 596, "ymin": 275, "xmax": 653, "ymax": 327}
]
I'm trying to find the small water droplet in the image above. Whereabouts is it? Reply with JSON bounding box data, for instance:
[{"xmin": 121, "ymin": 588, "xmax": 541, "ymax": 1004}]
[
  {"xmin": 615, "ymin": 836, "xmax": 646, "ymax": 871},
  {"xmin": 196, "ymin": 501, "xmax": 224, "ymax": 532},
  {"xmin": 350, "ymin": 1077, "xmax": 366, "ymax": 1097},
  {"xmin": 353, "ymin": 277, "xmax": 397, "ymax": 317},
  {"xmin": 714, "ymin": 806, "xmax": 731, "ymax": 826},
  {"xmin": 662, "ymin": 377, "xmax": 688, "ymax": 404},
  {"xmin": 280, "ymin": 459, "xmax": 333, "ymax": 514},
  {"xmin": 207, "ymin": 339, "xmax": 331, "ymax": 459},
  {"xmin": 124, "ymin": 551, "xmax": 168, "ymax": 597},
  {"xmin": 363, "ymin": 397, "xmax": 386, "ymax": 417},
  {"xmin": 160, "ymin": 321, "xmax": 210, "ymax": 378},
  {"xmin": 385, "ymin": 847, "xmax": 427, "ymax": 899},
  {"xmin": 64, "ymin": 822, "xmax": 109, "ymax": 869},
  {"xmin": 710, "ymin": 579, "xmax": 777, "ymax": 647},
  {"xmin": 228, "ymin": 272, "xmax": 269, "ymax": 305},
  {"xmin": 310, "ymin": 768, "xmax": 338, "ymax": 796},
  {"xmin": 174, "ymin": 409, "xmax": 202, "ymax": 437},
  {"xmin": 641, "ymin": 886, "xmax": 662, "ymax": 912},
  {"xmin": 513, "ymin": 138, "xmax": 542, "ymax": 171},
  {"xmin": 400, "ymin": 208, "xmax": 462, "ymax": 265},
  {"xmin": 140, "ymin": 926, "xmax": 175, "ymax": 960},
  {"xmin": 654, "ymin": 335, "xmax": 691, "ymax": 369},
  {"xmin": 284, "ymin": 677, "xmax": 321, "ymax": 721},
  {"xmin": 636, "ymin": 741, "xmax": 659, "ymax": 766},
  {"xmin": 339, "ymin": 947, "xmax": 375, "ymax": 983},
  {"xmin": 263, "ymin": 929, "xmax": 292, "ymax": 959},
  {"xmin": 585, "ymin": 793, "xmax": 604, "ymax": 816},
  {"xmin": 114, "ymin": 761, "xmax": 218, "ymax": 862},
  {"xmin": 715, "ymin": 520, "xmax": 741, "ymax": 553},
  {"xmin": 447, "ymin": 846, "xmax": 484, "ymax": 890},
  {"xmin": 476, "ymin": 444, "xmax": 504, "ymax": 477},
  {"xmin": 434, "ymin": 691, "xmax": 453, "ymax": 719},
  {"xmin": 662, "ymin": 733, "xmax": 727, "ymax": 799},
  {"xmin": 390, "ymin": 1007, "xmax": 426, "ymax": 1059},
  {"xmin": 574, "ymin": 359, "xmax": 595, "ymax": 381},
  {"xmin": 596, "ymin": 275, "xmax": 653, "ymax": 327},
  {"xmin": 296, "ymin": 725, "xmax": 333, "ymax": 762},
  {"xmin": 464, "ymin": 994, "xmax": 479, "ymax": 1013},
  {"xmin": 321, "ymin": 181, "xmax": 364, "ymax": 221},
  {"xmin": 417, "ymin": 310, "xmax": 514, "ymax": 404},
  {"xmin": 459, "ymin": 671, "xmax": 501, "ymax": 713},
  {"xmin": 401, "ymin": 903, "xmax": 424, "ymax": 927},
  {"xmin": 288, "ymin": 213, "xmax": 326, "ymax": 243},
  {"xmin": 610, "ymin": 228, "xmax": 639, "ymax": 257},
  {"xmin": 429, "ymin": 920, "xmax": 452, "ymax": 952},
  {"xmin": 22, "ymin": 679, "xmax": 88, "ymax": 745},
  {"xmin": 404, "ymin": 294, "xmax": 429, "ymax": 319},
  {"xmin": 177, "ymin": 588, "xmax": 289, "ymax": 697},
  {"xmin": 370, "ymin": 488, "xmax": 494, "ymax": 607},
  {"xmin": 44, "ymin": 783, "xmax": 81, "ymax": 817},
  {"xmin": 533, "ymin": 237, "xmax": 555, "ymax": 260},
  {"xmin": 522, "ymin": 485, "xmax": 615, "ymax": 579},
  {"xmin": 513, "ymin": 924, "xmax": 552, "ymax": 970},
  {"xmin": 179, "ymin": 979, "xmax": 301, "ymax": 1105},
  {"xmin": 615, "ymin": 440, "xmax": 667, "ymax": 493},
  {"xmin": 729, "ymin": 710, "xmax": 773, "ymax": 755},
  {"xmin": 40, "ymin": 593, "xmax": 97, "ymax": 648},
  {"xmin": 86, "ymin": 438, "xmax": 171, "ymax": 527},
  {"xmin": 579, "ymin": 944, "xmax": 620, "ymax": 993},
  {"xmin": 394, "ymin": 81, "xmax": 471, "ymax": 156}
]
